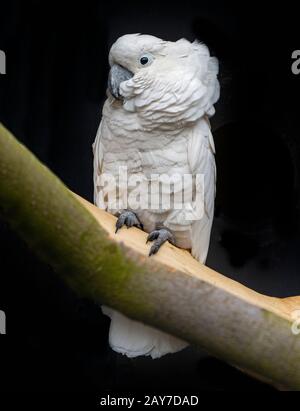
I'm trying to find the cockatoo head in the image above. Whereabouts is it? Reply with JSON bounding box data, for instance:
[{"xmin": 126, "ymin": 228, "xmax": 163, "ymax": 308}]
[{"xmin": 108, "ymin": 34, "xmax": 220, "ymax": 129}]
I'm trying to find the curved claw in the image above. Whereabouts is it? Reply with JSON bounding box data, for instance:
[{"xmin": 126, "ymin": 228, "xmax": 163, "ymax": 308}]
[
  {"xmin": 115, "ymin": 214, "xmax": 127, "ymax": 233},
  {"xmin": 147, "ymin": 228, "xmax": 175, "ymax": 256},
  {"xmin": 115, "ymin": 210, "xmax": 143, "ymax": 233},
  {"xmin": 146, "ymin": 230, "xmax": 160, "ymax": 244}
]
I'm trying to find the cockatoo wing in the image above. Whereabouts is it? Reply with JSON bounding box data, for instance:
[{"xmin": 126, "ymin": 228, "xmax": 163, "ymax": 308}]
[
  {"xmin": 93, "ymin": 120, "xmax": 105, "ymax": 207},
  {"xmin": 188, "ymin": 119, "xmax": 216, "ymax": 263}
]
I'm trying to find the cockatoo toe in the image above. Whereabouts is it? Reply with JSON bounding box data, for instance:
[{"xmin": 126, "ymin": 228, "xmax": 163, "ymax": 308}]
[
  {"xmin": 147, "ymin": 227, "xmax": 176, "ymax": 256},
  {"xmin": 115, "ymin": 210, "xmax": 143, "ymax": 233}
]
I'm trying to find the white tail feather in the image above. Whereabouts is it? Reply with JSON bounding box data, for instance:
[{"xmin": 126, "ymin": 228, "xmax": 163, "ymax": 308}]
[{"xmin": 102, "ymin": 306, "xmax": 188, "ymax": 359}]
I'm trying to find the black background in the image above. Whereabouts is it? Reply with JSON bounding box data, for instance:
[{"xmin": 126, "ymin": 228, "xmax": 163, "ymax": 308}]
[{"xmin": 0, "ymin": 0, "xmax": 299, "ymax": 393}]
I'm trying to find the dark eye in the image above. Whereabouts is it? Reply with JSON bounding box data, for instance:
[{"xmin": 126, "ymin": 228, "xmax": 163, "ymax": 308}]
[
  {"xmin": 138, "ymin": 53, "xmax": 154, "ymax": 67},
  {"xmin": 140, "ymin": 56, "xmax": 149, "ymax": 65}
]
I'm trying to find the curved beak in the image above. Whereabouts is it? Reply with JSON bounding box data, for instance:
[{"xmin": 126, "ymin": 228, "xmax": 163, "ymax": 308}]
[{"xmin": 108, "ymin": 64, "xmax": 133, "ymax": 100}]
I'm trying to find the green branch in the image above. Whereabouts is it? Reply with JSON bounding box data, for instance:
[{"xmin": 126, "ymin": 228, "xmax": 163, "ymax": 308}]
[{"xmin": 1, "ymin": 123, "xmax": 300, "ymax": 390}]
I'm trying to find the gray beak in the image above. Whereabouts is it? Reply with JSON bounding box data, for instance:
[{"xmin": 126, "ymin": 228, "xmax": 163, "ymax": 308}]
[{"xmin": 108, "ymin": 64, "xmax": 134, "ymax": 100}]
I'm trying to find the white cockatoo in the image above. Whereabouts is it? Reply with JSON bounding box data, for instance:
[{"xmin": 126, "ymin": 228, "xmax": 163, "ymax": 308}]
[{"xmin": 93, "ymin": 34, "xmax": 220, "ymax": 359}]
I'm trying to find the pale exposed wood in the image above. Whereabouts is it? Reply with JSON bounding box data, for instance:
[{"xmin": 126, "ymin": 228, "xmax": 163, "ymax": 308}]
[
  {"xmin": 75, "ymin": 193, "xmax": 299, "ymax": 324},
  {"xmin": 281, "ymin": 296, "xmax": 300, "ymax": 316}
]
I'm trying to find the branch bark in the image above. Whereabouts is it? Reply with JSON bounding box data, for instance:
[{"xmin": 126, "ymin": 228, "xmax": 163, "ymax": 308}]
[{"xmin": 0, "ymin": 123, "xmax": 300, "ymax": 390}]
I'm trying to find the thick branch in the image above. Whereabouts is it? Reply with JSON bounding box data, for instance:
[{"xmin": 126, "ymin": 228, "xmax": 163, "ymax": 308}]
[{"xmin": 0, "ymin": 123, "xmax": 300, "ymax": 390}]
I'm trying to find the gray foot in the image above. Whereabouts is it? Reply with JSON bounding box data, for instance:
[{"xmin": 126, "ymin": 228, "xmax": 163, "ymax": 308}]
[
  {"xmin": 115, "ymin": 210, "xmax": 143, "ymax": 233},
  {"xmin": 146, "ymin": 228, "xmax": 175, "ymax": 256}
]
